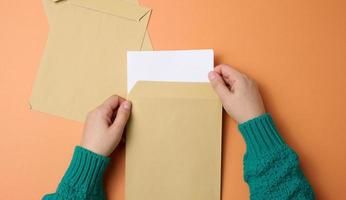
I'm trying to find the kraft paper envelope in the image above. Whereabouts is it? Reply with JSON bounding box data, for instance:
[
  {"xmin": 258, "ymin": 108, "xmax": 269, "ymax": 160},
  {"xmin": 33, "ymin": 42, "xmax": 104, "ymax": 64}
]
[
  {"xmin": 42, "ymin": 0, "xmax": 153, "ymax": 50},
  {"xmin": 30, "ymin": 0, "xmax": 151, "ymax": 121},
  {"xmin": 126, "ymin": 81, "xmax": 222, "ymax": 200}
]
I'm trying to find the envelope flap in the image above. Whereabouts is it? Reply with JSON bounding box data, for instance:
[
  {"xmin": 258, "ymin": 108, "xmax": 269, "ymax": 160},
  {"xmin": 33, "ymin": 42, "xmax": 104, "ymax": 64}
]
[
  {"xmin": 128, "ymin": 81, "xmax": 219, "ymax": 100},
  {"xmin": 69, "ymin": 0, "xmax": 151, "ymax": 22}
]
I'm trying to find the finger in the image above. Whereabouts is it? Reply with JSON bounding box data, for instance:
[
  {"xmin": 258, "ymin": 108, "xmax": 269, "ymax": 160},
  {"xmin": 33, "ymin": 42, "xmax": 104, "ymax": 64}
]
[
  {"xmin": 101, "ymin": 95, "xmax": 122, "ymax": 110},
  {"xmin": 99, "ymin": 95, "xmax": 124, "ymax": 118},
  {"xmin": 110, "ymin": 101, "xmax": 132, "ymax": 133},
  {"xmin": 208, "ymin": 71, "xmax": 232, "ymax": 103},
  {"xmin": 214, "ymin": 64, "xmax": 243, "ymax": 84}
]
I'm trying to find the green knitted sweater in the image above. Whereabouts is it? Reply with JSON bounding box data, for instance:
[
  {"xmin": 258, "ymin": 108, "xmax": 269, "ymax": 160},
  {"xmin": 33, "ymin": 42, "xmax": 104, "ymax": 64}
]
[{"xmin": 43, "ymin": 113, "xmax": 315, "ymax": 199}]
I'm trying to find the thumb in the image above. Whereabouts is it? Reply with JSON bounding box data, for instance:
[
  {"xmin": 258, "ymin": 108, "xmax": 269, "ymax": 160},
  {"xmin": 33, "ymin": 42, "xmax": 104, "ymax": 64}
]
[
  {"xmin": 208, "ymin": 71, "xmax": 232, "ymax": 103},
  {"xmin": 109, "ymin": 101, "xmax": 132, "ymax": 133}
]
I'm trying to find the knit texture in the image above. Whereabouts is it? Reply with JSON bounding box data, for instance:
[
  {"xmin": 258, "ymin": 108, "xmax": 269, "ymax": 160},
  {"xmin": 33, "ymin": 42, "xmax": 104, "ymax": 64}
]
[
  {"xmin": 43, "ymin": 114, "xmax": 315, "ymax": 200},
  {"xmin": 42, "ymin": 146, "xmax": 109, "ymax": 200},
  {"xmin": 239, "ymin": 113, "xmax": 315, "ymax": 200}
]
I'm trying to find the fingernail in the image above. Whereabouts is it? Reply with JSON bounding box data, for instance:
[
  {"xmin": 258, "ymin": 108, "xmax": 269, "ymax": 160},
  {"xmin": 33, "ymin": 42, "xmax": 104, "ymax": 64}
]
[
  {"xmin": 123, "ymin": 101, "xmax": 131, "ymax": 110},
  {"xmin": 208, "ymin": 71, "xmax": 216, "ymax": 80}
]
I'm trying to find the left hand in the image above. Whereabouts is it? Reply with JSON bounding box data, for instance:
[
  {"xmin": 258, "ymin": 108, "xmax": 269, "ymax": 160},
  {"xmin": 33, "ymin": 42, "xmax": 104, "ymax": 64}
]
[{"xmin": 81, "ymin": 95, "xmax": 132, "ymax": 156}]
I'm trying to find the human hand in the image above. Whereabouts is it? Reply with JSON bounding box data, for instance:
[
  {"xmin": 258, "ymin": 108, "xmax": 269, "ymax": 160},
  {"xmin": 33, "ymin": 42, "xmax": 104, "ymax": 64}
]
[
  {"xmin": 208, "ymin": 64, "xmax": 265, "ymax": 123},
  {"xmin": 81, "ymin": 95, "xmax": 132, "ymax": 156}
]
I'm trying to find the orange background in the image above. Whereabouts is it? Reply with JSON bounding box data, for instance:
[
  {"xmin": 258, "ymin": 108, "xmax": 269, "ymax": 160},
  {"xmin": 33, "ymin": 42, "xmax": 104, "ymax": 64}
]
[{"xmin": 1, "ymin": 0, "xmax": 346, "ymax": 199}]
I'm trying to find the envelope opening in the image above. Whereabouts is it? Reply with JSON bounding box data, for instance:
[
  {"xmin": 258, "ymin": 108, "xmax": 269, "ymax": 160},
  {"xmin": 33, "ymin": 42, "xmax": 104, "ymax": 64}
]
[
  {"xmin": 70, "ymin": 0, "xmax": 151, "ymax": 22},
  {"xmin": 128, "ymin": 81, "xmax": 219, "ymax": 100}
]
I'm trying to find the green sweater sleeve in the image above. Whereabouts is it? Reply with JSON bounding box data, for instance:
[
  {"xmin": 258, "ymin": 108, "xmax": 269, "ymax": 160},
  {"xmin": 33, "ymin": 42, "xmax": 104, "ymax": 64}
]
[
  {"xmin": 238, "ymin": 113, "xmax": 315, "ymax": 200},
  {"xmin": 43, "ymin": 146, "xmax": 110, "ymax": 200}
]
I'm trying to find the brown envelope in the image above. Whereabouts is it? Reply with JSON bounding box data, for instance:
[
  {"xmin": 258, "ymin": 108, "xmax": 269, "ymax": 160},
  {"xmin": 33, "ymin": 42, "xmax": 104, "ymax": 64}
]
[
  {"xmin": 42, "ymin": 0, "xmax": 153, "ymax": 50},
  {"xmin": 30, "ymin": 0, "xmax": 151, "ymax": 121},
  {"xmin": 126, "ymin": 81, "xmax": 222, "ymax": 200}
]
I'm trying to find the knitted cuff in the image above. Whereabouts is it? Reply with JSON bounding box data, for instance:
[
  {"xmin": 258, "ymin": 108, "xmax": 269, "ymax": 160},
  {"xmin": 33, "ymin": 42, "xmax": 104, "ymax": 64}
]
[
  {"xmin": 238, "ymin": 113, "xmax": 285, "ymax": 158},
  {"xmin": 58, "ymin": 146, "xmax": 110, "ymax": 193}
]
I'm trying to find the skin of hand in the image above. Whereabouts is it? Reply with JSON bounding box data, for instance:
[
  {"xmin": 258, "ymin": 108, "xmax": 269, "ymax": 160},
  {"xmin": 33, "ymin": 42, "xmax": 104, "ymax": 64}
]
[
  {"xmin": 81, "ymin": 95, "xmax": 132, "ymax": 156},
  {"xmin": 208, "ymin": 64, "xmax": 266, "ymax": 123}
]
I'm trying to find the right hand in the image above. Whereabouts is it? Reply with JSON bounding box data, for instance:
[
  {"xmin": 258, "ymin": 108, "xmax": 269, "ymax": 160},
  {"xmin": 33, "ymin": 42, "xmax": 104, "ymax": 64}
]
[{"xmin": 208, "ymin": 64, "xmax": 266, "ymax": 123}]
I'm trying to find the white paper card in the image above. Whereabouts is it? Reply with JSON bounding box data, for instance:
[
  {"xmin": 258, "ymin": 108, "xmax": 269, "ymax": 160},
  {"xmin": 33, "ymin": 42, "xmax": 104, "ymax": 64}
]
[{"xmin": 127, "ymin": 49, "xmax": 214, "ymax": 93}]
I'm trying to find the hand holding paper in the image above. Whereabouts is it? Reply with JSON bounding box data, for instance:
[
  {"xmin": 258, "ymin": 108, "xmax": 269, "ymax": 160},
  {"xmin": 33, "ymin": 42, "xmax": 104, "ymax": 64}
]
[{"xmin": 208, "ymin": 64, "xmax": 266, "ymax": 123}]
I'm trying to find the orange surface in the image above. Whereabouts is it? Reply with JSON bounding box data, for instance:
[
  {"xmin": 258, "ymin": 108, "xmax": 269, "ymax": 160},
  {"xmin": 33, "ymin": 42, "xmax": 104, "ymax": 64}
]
[{"xmin": 1, "ymin": 0, "xmax": 346, "ymax": 199}]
